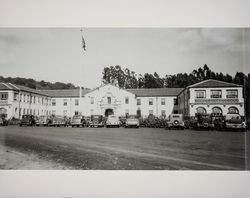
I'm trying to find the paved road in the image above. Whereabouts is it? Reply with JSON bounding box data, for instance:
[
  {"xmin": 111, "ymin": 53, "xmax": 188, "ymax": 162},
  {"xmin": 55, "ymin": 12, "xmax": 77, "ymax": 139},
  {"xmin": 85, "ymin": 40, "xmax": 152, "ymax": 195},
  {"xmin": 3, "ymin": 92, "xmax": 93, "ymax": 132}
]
[{"xmin": 0, "ymin": 126, "xmax": 249, "ymax": 170}]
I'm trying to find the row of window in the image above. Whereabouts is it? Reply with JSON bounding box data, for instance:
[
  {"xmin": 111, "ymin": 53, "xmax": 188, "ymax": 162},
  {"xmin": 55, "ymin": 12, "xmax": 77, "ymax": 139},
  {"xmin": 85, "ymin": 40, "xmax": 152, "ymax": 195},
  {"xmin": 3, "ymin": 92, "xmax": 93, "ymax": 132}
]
[
  {"xmin": 17, "ymin": 108, "xmax": 51, "ymax": 116},
  {"xmin": 52, "ymin": 99, "xmax": 79, "ymax": 106},
  {"xmin": 137, "ymin": 98, "xmax": 166, "ymax": 105},
  {"xmin": 195, "ymin": 89, "xmax": 238, "ymax": 99},
  {"xmin": 196, "ymin": 106, "xmax": 239, "ymax": 114},
  {"xmin": 52, "ymin": 97, "xmax": 168, "ymax": 106},
  {"xmin": 0, "ymin": 92, "xmax": 51, "ymax": 105}
]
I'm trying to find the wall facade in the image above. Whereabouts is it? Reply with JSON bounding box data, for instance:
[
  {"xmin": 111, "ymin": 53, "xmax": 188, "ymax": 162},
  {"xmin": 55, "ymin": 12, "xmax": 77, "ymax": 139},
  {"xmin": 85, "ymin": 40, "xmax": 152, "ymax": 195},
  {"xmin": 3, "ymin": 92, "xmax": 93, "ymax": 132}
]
[
  {"xmin": 178, "ymin": 86, "xmax": 245, "ymax": 117},
  {"xmin": 0, "ymin": 90, "xmax": 51, "ymax": 119}
]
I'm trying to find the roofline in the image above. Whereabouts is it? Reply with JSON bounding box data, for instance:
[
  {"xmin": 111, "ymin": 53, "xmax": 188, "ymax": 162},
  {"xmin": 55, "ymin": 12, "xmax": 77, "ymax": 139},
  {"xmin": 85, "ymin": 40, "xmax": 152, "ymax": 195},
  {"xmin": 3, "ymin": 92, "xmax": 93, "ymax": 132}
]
[
  {"xmin": 85, "ymin": 83, "xmax": 137, "ymax": 96},
  {"xmin": 187, "ymin": 79, "xmax": 242, "ymax": 88},
  {"xmin": 0, "ymin": 83, "xmax": 50, "ymax": 97}
]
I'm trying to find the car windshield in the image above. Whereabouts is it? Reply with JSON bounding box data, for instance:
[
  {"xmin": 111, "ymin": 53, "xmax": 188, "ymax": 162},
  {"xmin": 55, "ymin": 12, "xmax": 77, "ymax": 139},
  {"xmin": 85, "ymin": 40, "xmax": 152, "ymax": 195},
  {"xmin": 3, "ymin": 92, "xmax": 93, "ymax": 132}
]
[
  {"xmin": 73, "ymin": 115, "xmax": 82, "ymax": 119},
  {"xmin": 22, "ymin": 115, "xmax": 30, "ymax": 119},
  {"xmin": 128, "ymin": 115, "xmax": 136, "ymax": 119},
  {"xmin": 108, "ymin": 116, "xmax": 118, "ymax": 120},
  {"xmin": 172, "ymin": 115, "xmax": 181, "ymax": 118},
  {"xmin": 55, "ymin": 116, "xmax": 64, "ymax": 120},
  {"xmin": 38, "ymin": 116, "xmax": 46, "ymax": 120}
]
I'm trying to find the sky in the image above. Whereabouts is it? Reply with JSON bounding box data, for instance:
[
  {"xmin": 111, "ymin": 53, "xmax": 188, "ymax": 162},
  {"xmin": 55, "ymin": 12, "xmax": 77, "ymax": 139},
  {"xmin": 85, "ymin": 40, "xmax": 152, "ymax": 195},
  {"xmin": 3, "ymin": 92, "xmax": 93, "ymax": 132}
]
[{"xmin": 0, "ymin": 28, "xmax": 249, "ymax": 88}]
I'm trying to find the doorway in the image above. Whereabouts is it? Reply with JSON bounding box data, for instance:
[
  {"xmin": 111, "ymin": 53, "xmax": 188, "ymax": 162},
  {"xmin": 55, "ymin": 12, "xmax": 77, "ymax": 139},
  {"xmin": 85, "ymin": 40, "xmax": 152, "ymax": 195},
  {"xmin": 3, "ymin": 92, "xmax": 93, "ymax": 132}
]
[{"xmin": 105, "ymin": 108, "xmax": 114, "ymax": 117}]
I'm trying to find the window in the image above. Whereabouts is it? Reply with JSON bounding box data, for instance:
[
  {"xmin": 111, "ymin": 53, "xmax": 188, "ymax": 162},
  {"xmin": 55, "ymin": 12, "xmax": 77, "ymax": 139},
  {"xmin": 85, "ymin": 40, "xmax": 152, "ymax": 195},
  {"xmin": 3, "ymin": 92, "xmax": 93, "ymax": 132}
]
[
  {"xmin": 34, "ymin": 96, "xmax": 36, "ymax": 104},
  {"xmin": 137, "ymin": 98, "xmax": 141, "ymax": 105},
  {"xmin": 161, "ymin": 110, "xmax": 166, "ymax": 117},
  {"xmin": 173, "ymin": 110, "xmax": 178, "ymax": 114},
  {"xmin": 107, "ymin": 97, "xmax": 111, "ymax": 104},
  {"xmin": 125, "ymin": 97, "xmax": 129, "ymax": 104},
  {"xmin": 161, "ymin": 98, "xmax": 165, "ymax": 105},
  {"xmin": 195, "ymin": 90, "xmax": 206, "ymax": 98},
  {"xmin": 75, "ymin": 99, "xmax": 79, "ymax": 106},
  {"xmin": 226, "ymin": 90, "xmax": 238, "ymax": 98},
  {"xmin": 149, "ymin": 110, "xmax": 153, "ymax": 115},
  {"xmin": 63, "ymin": 99, "xmax": 67, "ymax": 106},
  {"xmin": 212, "ymin": 107, "xmax": 223, "ymax": 115},
  {"xmin": 14, "ymin": 93, "xmax": 18, "ymax": 101},
  {"xmin": 75, "ymin": 111, "xmax": 79, "ymax": 115},
  {"xmin": 52, "ymin": 99, "xmax": 56, "ymax": 106},
  {"xmin": 149, "ymin": 98, "xmax": 153, "ymax": 105},
  {"xmin": 52, "ymin": 110, "xmax": 56, "ymax": 115},
  {"xmin": 196, "ymin": 107, "xmax": 207, "ymax": 114},
  {"xmin": 90, "ymin": 109, "xmax": 94, "ymax": 115},
  {"xmin": 174, "ymin": 98, "xmax": 178, "ymax": 105},
  {"xmin": 91, "ymin": 97, "xmax": 94, "ymax": 104},
  {"xmin": 63, "ymin": 110, "xmax": 67, "ymax": 115},
  {"xmin": 0, "ymin": 92, "xmax": 8, "ymax": 100},
  {"xmin": 23, "ymin": 109, "xmax": 25, "ymax": 115},
  {"xmin": 228, "ymin": 107, "xmax": 239, "ymax": 114},
  {"xmin": 211, "ymin": 90, "xmax": 222, "ymax": 98}
]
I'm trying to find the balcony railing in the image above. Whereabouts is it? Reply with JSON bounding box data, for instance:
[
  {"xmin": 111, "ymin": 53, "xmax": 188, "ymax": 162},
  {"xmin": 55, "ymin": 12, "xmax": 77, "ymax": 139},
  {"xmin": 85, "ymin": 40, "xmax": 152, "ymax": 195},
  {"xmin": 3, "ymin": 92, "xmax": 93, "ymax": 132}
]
[{"xmin": 194, "ymin": 98, "xmax": 239, "ymax": 104}]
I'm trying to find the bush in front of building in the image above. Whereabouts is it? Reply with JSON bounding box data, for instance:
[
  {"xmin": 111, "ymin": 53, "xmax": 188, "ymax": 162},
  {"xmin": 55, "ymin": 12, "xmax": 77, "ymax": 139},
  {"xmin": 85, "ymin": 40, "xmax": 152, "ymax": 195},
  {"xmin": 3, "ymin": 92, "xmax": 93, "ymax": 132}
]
[
  {"xmin": 7, "ymin": 117, "xmax": 21, "ymax": 125},
  {"xmin": 140, "ymin": 115, "xmax": 168, "ymax": 128}
]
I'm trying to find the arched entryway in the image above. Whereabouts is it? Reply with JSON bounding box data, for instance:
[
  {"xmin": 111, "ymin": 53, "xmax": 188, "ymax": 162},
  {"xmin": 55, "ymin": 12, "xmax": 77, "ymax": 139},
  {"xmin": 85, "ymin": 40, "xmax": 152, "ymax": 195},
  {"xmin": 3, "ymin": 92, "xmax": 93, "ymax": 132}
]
[
  {"xmin": 196, "ymin": 107, "xmax": 207, "ymax": 114},
  {"xmin": 228, "ymin": 106, "xmax": 239, "ymax": 114},
  {"xmin": 212, "ymin": 107, "xmax": 223, "ymax": 115},
  {"xmin": 0, "ymin": 108, "xmax": 7, "ymax": 118},
  {"xmin": 105, "ymin": 108, "xmax": 114, "ymax": 117}
]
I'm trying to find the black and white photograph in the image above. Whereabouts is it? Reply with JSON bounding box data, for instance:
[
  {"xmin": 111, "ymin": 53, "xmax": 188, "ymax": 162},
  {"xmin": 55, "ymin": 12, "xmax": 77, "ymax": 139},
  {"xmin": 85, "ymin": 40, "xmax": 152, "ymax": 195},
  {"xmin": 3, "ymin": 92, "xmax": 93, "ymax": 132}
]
[
  {"xmin": 0, "ymin": 28, "xmax": 249, "ymax": 170},
  {"xmin": 0, "ymin": 1, "xmax": 250, "ymax": 198}
]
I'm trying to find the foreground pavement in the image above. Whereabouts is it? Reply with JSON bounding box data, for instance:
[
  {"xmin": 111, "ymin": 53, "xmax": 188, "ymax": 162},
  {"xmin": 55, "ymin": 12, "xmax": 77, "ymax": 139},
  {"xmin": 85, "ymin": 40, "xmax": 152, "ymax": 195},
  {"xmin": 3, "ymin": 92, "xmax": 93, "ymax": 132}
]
[{"xmin": 0, "ymin": 126, "xmax": 249, "ymax": 170}]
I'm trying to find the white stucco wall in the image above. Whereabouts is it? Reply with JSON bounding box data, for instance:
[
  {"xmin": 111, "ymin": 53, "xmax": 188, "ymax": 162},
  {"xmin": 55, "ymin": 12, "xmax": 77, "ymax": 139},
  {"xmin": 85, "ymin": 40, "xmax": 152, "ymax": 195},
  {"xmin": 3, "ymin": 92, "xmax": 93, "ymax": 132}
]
[
  {"xmin": 136, "ymin": 96, "xmax": 176, "ymax": 118},
  {"xmin": 0, "ymin": 90, "xmax": 51, "ymax": 119},
  {"xmin": 189, "ymin": 87, "xmax": 245, "ymax": 116}
]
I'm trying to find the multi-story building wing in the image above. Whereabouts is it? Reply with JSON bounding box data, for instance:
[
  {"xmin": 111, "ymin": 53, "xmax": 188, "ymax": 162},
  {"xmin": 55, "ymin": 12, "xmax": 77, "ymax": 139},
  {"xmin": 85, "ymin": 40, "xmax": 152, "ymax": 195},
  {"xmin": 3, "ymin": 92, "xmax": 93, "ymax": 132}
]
[
  {"xmin": 41, "ymin": 88, "xmax": 91, "ymax": 116},
  {"xmin": 1, "ymin": 79, "xmax": 245, "ymax": 119},
  {"xmin": 42, "ymin": 83, "xmax": 183, "ymax": 118},
  {"xmin": 177, "ymin": 79, "xmax": 245, "ymax": 117},
  {"xmin": 0, "ymin": 83, "xmax": 52, "ymax": 119},
  {"xmin": 128, "ymin": 87, "xmax": 183, "ymax": 117}
]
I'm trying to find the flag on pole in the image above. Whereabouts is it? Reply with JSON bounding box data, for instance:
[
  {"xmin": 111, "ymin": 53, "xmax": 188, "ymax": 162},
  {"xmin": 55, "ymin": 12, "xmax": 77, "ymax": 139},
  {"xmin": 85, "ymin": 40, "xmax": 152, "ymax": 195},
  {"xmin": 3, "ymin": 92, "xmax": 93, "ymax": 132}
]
[
  {"xmin": 80, "ymin": 29, "xmax": 86, "ymax": 51},
  {"xmin": 82, "ymin": 35, "xmax": 86, "ymax": 51}
]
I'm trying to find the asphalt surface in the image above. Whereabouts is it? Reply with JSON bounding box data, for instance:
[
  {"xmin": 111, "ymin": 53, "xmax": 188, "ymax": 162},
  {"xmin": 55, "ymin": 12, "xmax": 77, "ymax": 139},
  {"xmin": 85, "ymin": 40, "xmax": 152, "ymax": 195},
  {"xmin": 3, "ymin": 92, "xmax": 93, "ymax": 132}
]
[{"xmin": 0, "ymin": 126, "xmax": 249, "ymax": 170}]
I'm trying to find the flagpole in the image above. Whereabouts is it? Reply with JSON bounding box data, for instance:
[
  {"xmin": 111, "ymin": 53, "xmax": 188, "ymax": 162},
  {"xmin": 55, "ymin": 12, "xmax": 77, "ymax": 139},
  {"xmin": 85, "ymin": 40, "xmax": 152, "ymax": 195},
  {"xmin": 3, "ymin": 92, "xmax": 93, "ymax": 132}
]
[{"xmin": 80, "ymin": 28, "xmax": 86, "ymax": 115}]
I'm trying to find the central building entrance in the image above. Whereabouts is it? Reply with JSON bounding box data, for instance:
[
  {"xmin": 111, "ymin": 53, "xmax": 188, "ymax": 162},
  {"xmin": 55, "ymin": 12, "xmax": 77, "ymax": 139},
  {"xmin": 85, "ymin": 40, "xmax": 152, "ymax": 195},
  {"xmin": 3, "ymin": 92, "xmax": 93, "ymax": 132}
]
[{"xmin": 105, "ymin": 108, "xmax": 114, "ymax": 117}]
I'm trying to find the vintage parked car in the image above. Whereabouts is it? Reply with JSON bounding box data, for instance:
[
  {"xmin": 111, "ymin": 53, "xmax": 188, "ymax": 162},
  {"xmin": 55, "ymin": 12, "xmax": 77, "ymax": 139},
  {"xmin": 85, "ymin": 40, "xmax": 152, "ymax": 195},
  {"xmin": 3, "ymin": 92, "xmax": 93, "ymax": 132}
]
[
  {"xmin": 70, "ymin": 115, "xmax": 86, "ymax": 127},
  {"xmin": 50, "ymin": 115, "xmax": 69, "ymax": 127},
  {"xmin": 190, "ymin": 113, "xmax": 213, "ymax": 130},
  {"xmin": 36, "ymin": 115, "xmax": 51, "ymax": 126},
  {"xmin": 89, "ymin": 115, "xmax": 104, "ymax": 127},
  {"xmin": 224, "ymin": 114, "xmax": 246, "ymax": 132},
  {"xmin": 125, "ymin": 115, "xmax": 139, "ymax": 128},
  {"xmin": 210, "ymin": 114, "xmax": 225, "ymax": 130},
  {"xmin": 106, "ymin": 115, "xmax": 120, "ymax": 128},
  {"xmin": 119, "ymin": 116, "xmax": 127, "ymax": 127},
  {"xmin": 20, "ymin": 115, "xmax": 36, "ymax": 126},
  {"xmin": 167, "ymin": 114, "xmax": 185, "ymax": 129}
]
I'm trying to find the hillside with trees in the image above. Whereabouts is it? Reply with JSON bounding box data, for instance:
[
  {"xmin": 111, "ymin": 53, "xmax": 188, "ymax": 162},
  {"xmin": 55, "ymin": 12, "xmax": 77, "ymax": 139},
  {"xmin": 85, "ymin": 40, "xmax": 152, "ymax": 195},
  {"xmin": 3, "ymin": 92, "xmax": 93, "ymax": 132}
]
[
  {"xmin": 0, "ymin": 76, "xmax": 77, "ymax": 90},
  {"xmin": 102, "ymin": 65, "xmax": 250, "ymax": 118}
]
